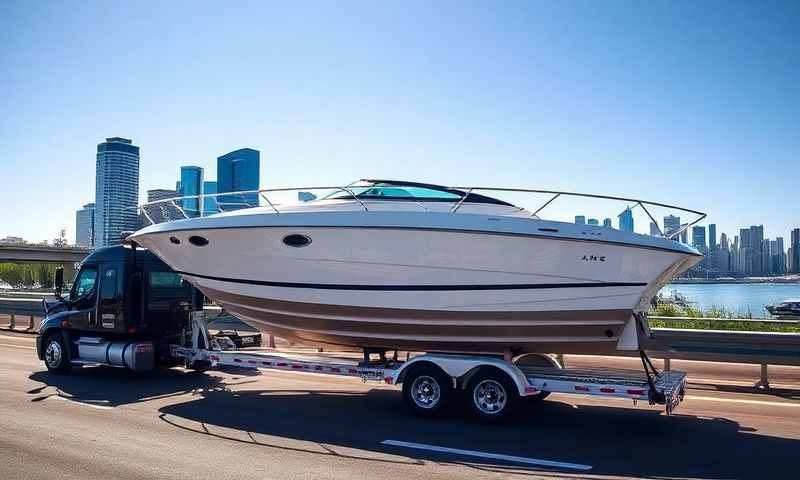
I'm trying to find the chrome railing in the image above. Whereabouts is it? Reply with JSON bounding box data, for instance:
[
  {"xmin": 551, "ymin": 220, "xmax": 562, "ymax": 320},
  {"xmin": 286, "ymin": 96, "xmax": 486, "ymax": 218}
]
[{"xmin": 138, "ymin": 184, "xmax": 706, "ymax": 239}]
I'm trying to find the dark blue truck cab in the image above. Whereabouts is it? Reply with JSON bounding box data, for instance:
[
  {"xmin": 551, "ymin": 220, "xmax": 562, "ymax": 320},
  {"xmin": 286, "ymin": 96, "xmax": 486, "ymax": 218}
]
[{"xmin": 36, "ymin": 245, "xmax": 197, "ymax": 373}]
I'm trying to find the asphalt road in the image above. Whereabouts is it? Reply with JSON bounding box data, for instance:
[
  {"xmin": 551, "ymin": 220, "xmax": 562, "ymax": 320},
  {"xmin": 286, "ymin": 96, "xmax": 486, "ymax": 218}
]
[{"xmin": 1, "ymin": 331, "xmax": 799, "ymax": 479}]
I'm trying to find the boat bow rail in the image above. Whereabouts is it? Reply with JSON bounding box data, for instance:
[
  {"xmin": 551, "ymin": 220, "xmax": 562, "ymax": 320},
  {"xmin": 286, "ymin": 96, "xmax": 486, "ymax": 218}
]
[{"xmin": 136, "ymin": 180, "xmax": 706, "ymax": 241}]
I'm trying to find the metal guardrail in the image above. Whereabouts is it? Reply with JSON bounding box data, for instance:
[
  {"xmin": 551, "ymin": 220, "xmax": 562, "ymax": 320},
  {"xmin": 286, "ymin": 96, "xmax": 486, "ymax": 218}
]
[
  {"xmin": 0, "ymin": 297, "xmax": 43, "ymax": 330},
  {"xmin": 650, "ymin": 315, "xmax": 800, "ymax": 325}
]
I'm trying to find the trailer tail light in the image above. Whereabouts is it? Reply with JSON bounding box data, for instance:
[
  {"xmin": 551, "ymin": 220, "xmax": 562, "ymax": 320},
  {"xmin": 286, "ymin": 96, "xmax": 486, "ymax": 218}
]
[
  {"xmin": 574, "ymin": 385, "xmax": 590, "ymax": 392},
  {"xmin": 524, "ymin": 387, "xmax": 538, "ymax": 394},
  {"xmin": 127, "ymin": 326, "xmax": 137, "ymax": 334},
  {"xmin": 627, "ymin": 389, "xmax": 646, "ymax": 396},
  {"xmin": 60, "ymin": 319, "xmax": 70, "ymax": 328},
  {"xmin": 135, "ymin": 343, "xmax": 153, "ymax": 353},
  {"xmin": 600, "ymin": 387, "xmax": 615, "ymax": 393},
  {"xmin": 384, "ymin": 376, "xmax": 393, "ymax": 384}
]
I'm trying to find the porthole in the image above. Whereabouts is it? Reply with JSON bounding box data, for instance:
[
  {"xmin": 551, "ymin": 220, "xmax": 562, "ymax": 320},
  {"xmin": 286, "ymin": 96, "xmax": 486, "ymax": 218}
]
[
  {"xmin": 169, "ymin": 236, "xmax": 181, "ymax": 245},
  {"xmin": 283, "ymin": 234, "xmax": 312, "ymax": 248},
  {"xmin": 188, "ymin": 236, "xmax": 209, "ymax": 247}
]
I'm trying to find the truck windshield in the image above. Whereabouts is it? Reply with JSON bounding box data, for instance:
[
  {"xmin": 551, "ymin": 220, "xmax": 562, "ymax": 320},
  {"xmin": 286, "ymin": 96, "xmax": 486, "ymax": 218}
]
[
  {"xmin": 73, "ymin": 267, "xmax": 97, "ymax": 297},
  {"xmin": 149, "ymin": 271, "xmax": 184, "ymax": 289}
]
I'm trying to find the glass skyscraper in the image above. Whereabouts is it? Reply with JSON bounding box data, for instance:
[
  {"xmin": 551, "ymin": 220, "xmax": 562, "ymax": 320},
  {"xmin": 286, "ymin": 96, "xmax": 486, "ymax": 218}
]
[
  {"xmin": 618, "ymin": 207, "xmax": 634, "ymax": 232},
  {"xmin": 94, "ymin": 137, "xmax": 140, "ymax": 247},
  {"xmin": 692, "ymin": 225, "xmax": 707, "ymax": 250},
  {"xmin": 708, "ymin": 224, "xmax": 717, "ymax": 252},
  {"xmin": 75, "ymin": 203, "xmax": 95, "ymax": 247},
  {"xmin": 203, "ymin": 181, "xmax": 218, "ymax": 216},
  {"xmin": 664, "ymin": 215, "xmax": 681, "ymax": 241},
  {"xmin": 179, "ymin": 166, "xmax": 204, "ymax": 217},
  {"xmin": 217, "ymin": 148, "xmax": 260, "ymax": 210}
]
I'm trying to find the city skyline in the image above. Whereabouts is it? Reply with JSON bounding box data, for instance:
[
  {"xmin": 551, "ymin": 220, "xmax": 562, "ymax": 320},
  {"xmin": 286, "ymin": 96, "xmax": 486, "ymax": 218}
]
[{"xmin": 2, "ymin": 2, "xmax": 798, "ymax": 243}]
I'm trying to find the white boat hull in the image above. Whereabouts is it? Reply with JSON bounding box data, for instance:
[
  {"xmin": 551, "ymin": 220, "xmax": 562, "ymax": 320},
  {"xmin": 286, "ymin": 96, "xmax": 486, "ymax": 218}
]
[{"xmin": 132, "ymin": 224, "xmax": 699, "ymax": 354}]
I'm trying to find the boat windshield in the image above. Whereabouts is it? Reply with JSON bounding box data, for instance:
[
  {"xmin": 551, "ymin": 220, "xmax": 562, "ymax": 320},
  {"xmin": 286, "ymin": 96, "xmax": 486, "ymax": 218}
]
[{"xmin": 322, "ymin": 180, "xmax": 513, "ymax": 206}]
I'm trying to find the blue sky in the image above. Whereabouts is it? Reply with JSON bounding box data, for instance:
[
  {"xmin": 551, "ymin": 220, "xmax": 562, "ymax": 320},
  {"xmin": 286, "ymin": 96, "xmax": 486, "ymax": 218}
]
[{"xmin": 1, "ymin": 1, "xmax": 798, "ymax": 243}]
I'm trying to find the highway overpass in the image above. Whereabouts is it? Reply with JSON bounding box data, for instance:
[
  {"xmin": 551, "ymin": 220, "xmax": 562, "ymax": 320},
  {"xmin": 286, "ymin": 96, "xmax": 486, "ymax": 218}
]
[{"xmin": 0, "ymin": 245, "xmax": 91, "ymax": 263}]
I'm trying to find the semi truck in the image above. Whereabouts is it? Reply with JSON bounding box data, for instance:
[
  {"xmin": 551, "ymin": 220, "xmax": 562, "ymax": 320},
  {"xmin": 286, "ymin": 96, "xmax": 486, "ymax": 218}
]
[{"xmin": 37, "ymin": 245, "xmax": 687, "ymax": 422}]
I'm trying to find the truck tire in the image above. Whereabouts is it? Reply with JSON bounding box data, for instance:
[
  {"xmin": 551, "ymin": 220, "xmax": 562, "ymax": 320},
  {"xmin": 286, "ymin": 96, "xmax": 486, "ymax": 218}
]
[
  {"xmin": 465, "ymin": 369, "xmax": 519, "ymax": 423},
  {"xmin": 402, "ymin": 365, "xmax": 453, "ymax": 417},
  {"xmin": 43, "ymin": 333, "xmax": 71, "ymax": 374}
]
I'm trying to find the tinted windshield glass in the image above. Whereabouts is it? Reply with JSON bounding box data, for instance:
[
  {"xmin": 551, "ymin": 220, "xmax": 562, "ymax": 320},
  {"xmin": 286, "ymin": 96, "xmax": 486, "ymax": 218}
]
[
  {"xmin": 149, "ymin": 271, "xmax": 184, "ymax": 289},
  {"xmin": 74, "ymin": 268, "xmax": 97, "ymax": 297},
  {"xmin": 358, "ymin": 185, "xmax": 461, "ymax": 200}
]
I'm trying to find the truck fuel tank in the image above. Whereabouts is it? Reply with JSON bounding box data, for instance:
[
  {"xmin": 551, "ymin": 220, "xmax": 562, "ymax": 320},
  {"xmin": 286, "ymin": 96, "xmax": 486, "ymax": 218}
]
[{"xmin": 75, "ymin": 337, "xmax": 155, "ymax": 371}]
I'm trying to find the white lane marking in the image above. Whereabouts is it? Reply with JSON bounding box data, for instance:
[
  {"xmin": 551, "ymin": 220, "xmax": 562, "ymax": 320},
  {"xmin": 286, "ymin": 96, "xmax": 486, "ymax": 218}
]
[
  {"xmin": 381, "ymin": 440, "xmax": 593, "ymax": 471},
  {"xmin": 48, "ymin": 395, "xmax": 113, "ymax": 410},
  {"xmin": 688, "ymin": 396, "xmax": 800, "ymax": 408},
  {"xmin": 0, "ymin": 342, "xmax": 35, "ymax": 350}
]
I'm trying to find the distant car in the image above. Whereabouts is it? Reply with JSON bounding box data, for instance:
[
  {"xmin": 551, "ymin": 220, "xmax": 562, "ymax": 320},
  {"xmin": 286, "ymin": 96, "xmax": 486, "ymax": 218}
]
[{"xmin": 212, "ymin": 330, "xmax": 262, "ymax": 349}]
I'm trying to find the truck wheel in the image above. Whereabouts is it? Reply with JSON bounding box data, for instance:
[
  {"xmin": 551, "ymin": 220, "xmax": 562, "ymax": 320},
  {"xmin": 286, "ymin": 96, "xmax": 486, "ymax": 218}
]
[
  {"xmin": 466, "ymin": 370, "xmax": 519, "ymax": 423},
  {"xmin": 43, "ymin": 333, "xmax": 71, "ymax": 374},
  {"xmin": 402, "ymin": 365, "xmax": 453, "ymax": 417}
]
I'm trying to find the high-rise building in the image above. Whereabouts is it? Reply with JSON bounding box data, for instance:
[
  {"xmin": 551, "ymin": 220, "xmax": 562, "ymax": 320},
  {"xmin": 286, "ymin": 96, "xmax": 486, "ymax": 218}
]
[
  {"xmin": 664, "ymin": 215, "xmax": 680, "ymax": 240},
  {"xmin": 680, "ymin": 230, "xmax": 688, "ymax": 244},
  {"xmin": 203, "ymin": 181, "xmax": 218, "ymax": 216},
  {"xmin": 142, "ymin": 188, "xmax": 182, "ymax": 225},
  {"xmin": 649, "ymin": 222, "xmax": 661, "ymax": 236},
  {"xmin": 708, "ymin": 224, "xmax": 717, "ymax": 253},
  {"xmin": 603, "ymin": 218, "xmax": 612, "ymax": 228},
  {"xmin": 574, "ymin": 215, "xmax": 586, "ymax": 225},
  {"xmin": 791, "ymin": 228, "xmax": 800, "ymax": 273},
  {"xmin": 751, "ymin": 225, "xmax": 764, "ymax": 275},
  {"xmin": 692, "ymin": 226, "xmax": 706, "ymax": 250},
  {"xmin": 75, "ymin": 203, "xmax": 95, "ymax": 247},
  {"xmin": 179, "ymin": 166, "xmax": 204, "ymax": 217},
  {"xmin": 94, "ymin": 137, "xmax": 140, "ymax": 247},
  {"xmin": 720, "ymin": 232, "xmax": 729, "ymax": 251},
  {"xmin": 618, "ymin": 207, "xmax": 634, "ymax": 232},
  {"xmin": 217, "ymin": 148, "xmax": 260, "ymax": 210},
  {"xmin": 587, "ymin": 218, "xmax": 599, "ymax": 226},
  {"xmin": 147, "ymin": 189, "xmax": 177, "ymax": 202},
  {"xmin": 770, "ymin": 238, "xmax": 786, "ymax": 275}
]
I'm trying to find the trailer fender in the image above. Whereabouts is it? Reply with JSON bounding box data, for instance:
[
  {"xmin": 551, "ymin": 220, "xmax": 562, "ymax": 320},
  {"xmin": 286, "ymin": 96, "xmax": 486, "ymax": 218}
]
[{"xmin": 392, "ymin": 354, "xmax": 532, "ymax": 397}]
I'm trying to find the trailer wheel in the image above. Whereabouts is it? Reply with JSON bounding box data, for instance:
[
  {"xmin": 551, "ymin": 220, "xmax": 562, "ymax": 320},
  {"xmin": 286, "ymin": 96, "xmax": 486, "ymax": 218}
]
[
  {"xmin": 43, "ymin": 333, "xmax": 71, "ymax": 374},
  {"xmin": 466, "ymin": 370, "xmax": 519, "ymax": 423},
  {"xmin": 402, "ymin": 365, "xmax": 453, "ymax": 417}
]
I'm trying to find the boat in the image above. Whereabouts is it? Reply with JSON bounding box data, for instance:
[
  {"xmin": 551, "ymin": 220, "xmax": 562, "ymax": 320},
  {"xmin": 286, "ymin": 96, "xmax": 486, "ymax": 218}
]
[
  {"xmin": 765, "ymin": 299, "xmax": 800, "ymax": 318},
  {"xmin": 129, "ymin": 180, "xmax": 704, "ymax": 355}
]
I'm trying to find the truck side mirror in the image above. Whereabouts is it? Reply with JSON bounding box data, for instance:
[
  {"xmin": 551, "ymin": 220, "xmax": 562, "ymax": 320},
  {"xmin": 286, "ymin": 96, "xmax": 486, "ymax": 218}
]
[{"xmin": 54, "ymin": 267, "xmax": 64, "ymax": 297}]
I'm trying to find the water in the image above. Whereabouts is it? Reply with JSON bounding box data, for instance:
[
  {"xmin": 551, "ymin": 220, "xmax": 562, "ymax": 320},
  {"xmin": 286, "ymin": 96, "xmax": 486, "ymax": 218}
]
[{"xmin": 660, "ymin": 283, "xmax": 800, "ymax": 318}]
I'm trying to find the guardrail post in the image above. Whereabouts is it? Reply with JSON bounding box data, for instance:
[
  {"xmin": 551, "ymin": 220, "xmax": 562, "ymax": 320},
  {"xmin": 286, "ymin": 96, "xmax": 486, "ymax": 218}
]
[
  {"xmin": 9, "ymin": 314, "xmax": 15, "ymax": 329},
  {"xmin": 664, "ymin": 358, "xmax": 671, "ymax": 372},
  {"xmin": 268, "ymin": 333, "xmax": 275, "ymax": 348},
  {"xmin": 28, "ymin": 315, "xmax": 35, "ymax": 330},
  {"xmin": 756, "ymin": 362, "xmax": 770, "ymax": 389}
]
